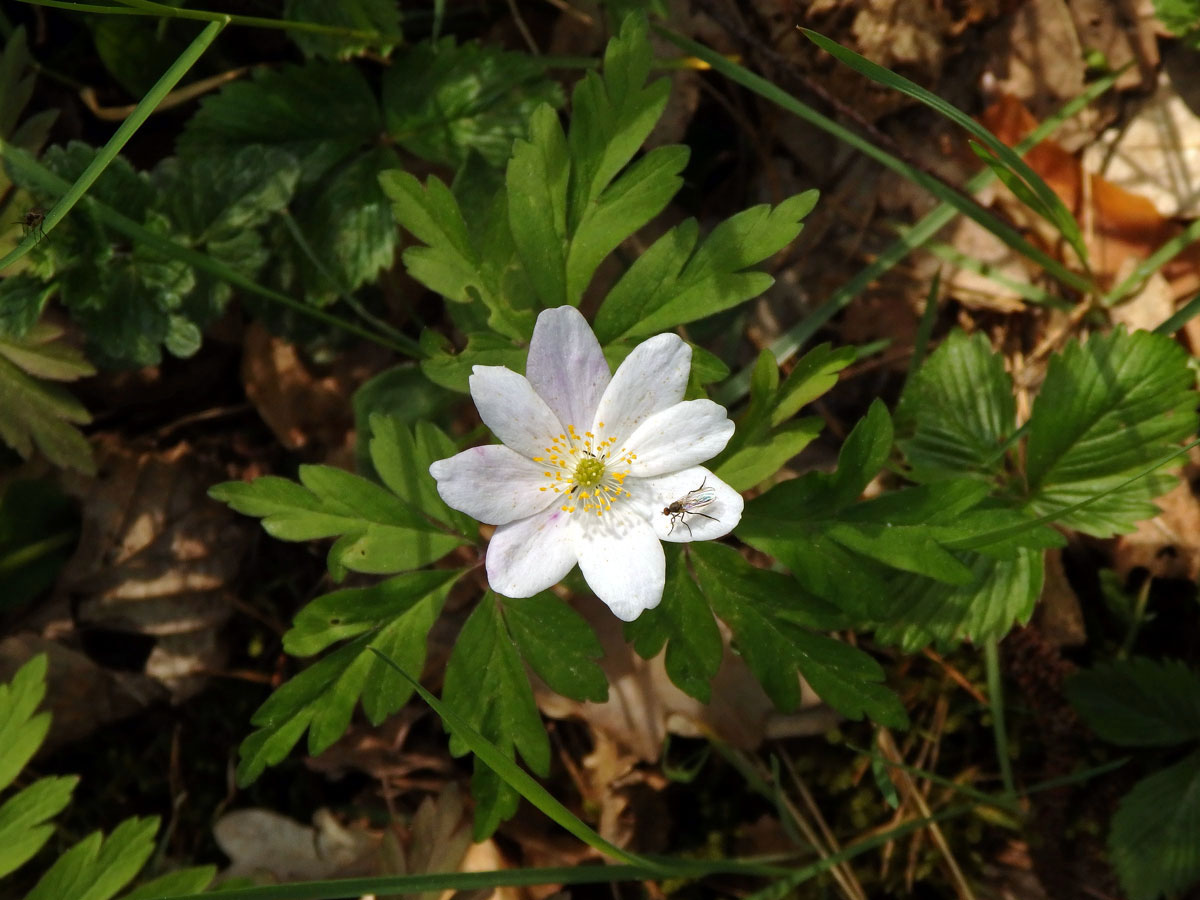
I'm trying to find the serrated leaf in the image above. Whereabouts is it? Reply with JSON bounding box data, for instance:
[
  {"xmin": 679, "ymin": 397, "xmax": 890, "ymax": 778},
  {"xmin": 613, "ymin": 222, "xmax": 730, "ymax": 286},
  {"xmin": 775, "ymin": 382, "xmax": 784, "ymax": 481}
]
[
  {"xmin": 771, "ymin": 343, "xmax": 857, "ymax": 427},
  {"xmin": 503, "ymin": 593, "xmax": 608, "ymax": 703},
  {"xmin": 238, "ymin": 570, "xmax": 458, "ymax": 784},
  {"xmin": 1109, "ymin": 750, "xmax": 1200, "ymax": 900},
  {"xmin": 691, "ymin": 543, "xmax": 906, "ymax": 727},
  {"xmin": 0, "ymin": 273, "xmax": 52, "ymax": 339},
  {"xmin": 897, "ymin": 330, "xmax": 1015, "ymax": 483},
  {"xmin": 383, "ymin": 37, "xmax": 564, "ymax": 167},
  {"xmin": 1024, "ymin": 328, "xmax": 1197, "ymax": 536},
  {"xmin": 1067, "ymin": 657, "xmax": 1200, "ymax": 748},
  {"xmin": 594, "ymin": 190, "xmax": 819, "ymax": 342},
  {"xmin": 0, "ymin": 775, "xmax": 76, "ymax": 879},
  {"xmin": 25, "ymin": 815, "xmax": 157, "ymax": 900},
  {"xmin": 873, "ymin": 547, "xmax": 1044, "ymax": 651},
  {"xmin": 283, "ymin": 146, "xmax": 401, "ymax": 305},
  {"xmin": 443, "ymin": 593, "xmax": 550, "ymax": 839},
  {"xmin": 827, "ymin": 399, "xmax": 893, "ymax": 508},
  {"xmin": 624, "ymin": 546, "xmax": 722, "ymax": 702},
  {"xmin": 210, "ymin": 465, "xmax": 464, "ymax": 575},
  {"xmin": 154, "ymin": 144, "xmax": 300, "ymax": 242},
  {"xmin": 180, "ymin": 62, "xmax": 380, "ymax": 182},
  {"xmin": 367, "ymin": 414, "xmax": 472, "ymax": 533},
  {"xmin": 284, "ymin": 0, "xmax": 401, "ymax": 60}
]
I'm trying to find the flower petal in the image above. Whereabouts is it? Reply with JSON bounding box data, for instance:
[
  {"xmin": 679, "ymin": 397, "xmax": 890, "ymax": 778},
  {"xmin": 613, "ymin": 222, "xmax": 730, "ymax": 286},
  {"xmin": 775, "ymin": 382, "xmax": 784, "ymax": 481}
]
[
  {"xmin": 487, "ymin": 504, "xmax": 577, "ymax": 597},
  {"xmin": 624, "ymin": 399, "xmax": 734, "ymax": 476},
  {"xmin": 469, "ymin": 366, "xmax": 564, "ymax": 459},
  {"xmin": 592, "ymin": 334, "xmax": 691, "ymax": 444},
  {"xmin": 526, "ymin": 307, "xmax": 610, "ymax": 433},
  {"xmin": 573, "ymin": 509, "xmax": 665, "ymax": 621},
  {"xmin": 635, "ymin": 466, "xmax": 743, "ymax": 543},
  {"xmin": 429, "ymin": 444, "xmax": 556, "ymax": 526}
]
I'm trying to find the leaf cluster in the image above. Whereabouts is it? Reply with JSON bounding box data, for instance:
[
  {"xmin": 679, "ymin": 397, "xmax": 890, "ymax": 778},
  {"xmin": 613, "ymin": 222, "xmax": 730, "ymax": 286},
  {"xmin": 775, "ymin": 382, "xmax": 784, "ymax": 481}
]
[
  {"xmin": 1067, "ymin": 659, "xmax": 1200, "ymax": 900},
  {"xmin": 0, "ymin": 656, "xmax": 214, "ymax": 900}
]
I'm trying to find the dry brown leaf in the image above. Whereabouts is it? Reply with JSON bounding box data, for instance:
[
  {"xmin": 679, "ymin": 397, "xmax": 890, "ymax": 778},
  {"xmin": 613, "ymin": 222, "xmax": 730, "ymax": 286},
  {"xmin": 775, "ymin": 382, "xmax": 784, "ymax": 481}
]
[
  {"xmin": 942, "ymin": 216, "xmax": 1032, "ymax": 312},
  {"xmin": 851, "ymin": 0, "xmax": 954, "ymax": 82},
  {"xmin": 0, "ymin": 633, "xmax": 164, "ymax": 751},
  {"xmin": 534, "ymin": 595, "xmax": 836, "ymax": 763},
  {"xmin": 34, "ymin": 437, "xmax": 248, "ymax": 703},
  {"xmin": 241, "ymin": 322, "xmax": 389, "ymax": 468},
  {"xmin": 214, "ymin": 808, "xmax": 380, "ymax": 883},
  {"xmin": 1111, "ymin": 465, "xmax": 1200, "ymax": 584},
  {"xmin": 981, "ymin": 0, "xmax": 1085, "ymax": 116},
  {"xmin": 1031, "ymin": 549, "xmax": 1086, "ymax": 649}
]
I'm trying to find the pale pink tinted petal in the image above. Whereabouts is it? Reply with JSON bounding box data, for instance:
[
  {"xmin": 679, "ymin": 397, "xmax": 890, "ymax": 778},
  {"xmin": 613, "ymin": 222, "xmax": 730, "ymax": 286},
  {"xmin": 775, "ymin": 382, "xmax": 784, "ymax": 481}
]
[
  {"xmin": 573, "ymin": 509, "xmax": 665, "ymax": 621},
  {"xmin": 635, "ymin": 466, "xmax": 743, "ymax": 543},
  {"xmin": 469, "ymin": 366, "xmax": 564, "ymax": 459},
  {"xmin": 592, "ymin": 334, "xmax": 691, "ymax": 444},
  {"xmin": 487, "ymin": 504, "xmax": 577, "ymax": 598},
  {"xmin": 428, "ymin": 445, "xmax": 556, "ymax": 526},
  {"xmin": 526, "ymin": 307, "xmax": 610, "ymax": 433},
  {"xmin": 624, "ymin": 400, "xmax": 734, "ymax": 476}
]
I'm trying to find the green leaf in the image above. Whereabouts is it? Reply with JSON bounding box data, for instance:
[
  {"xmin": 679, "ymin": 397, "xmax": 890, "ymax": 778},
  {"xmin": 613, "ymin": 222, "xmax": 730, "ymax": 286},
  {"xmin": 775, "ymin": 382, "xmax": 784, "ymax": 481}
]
[
  {"xmin": 25, "ymin": 815, "xmax": 157, "ymax": 900},
  {"xmin": 714, "ymin": 418, "xmax": 823, "ymax": 492},
  {"xmin": 1109, "ymin": 750, "xmax": 1200, "ymax": 900},
  {"xmin": 0, "ymin": 322, "xmax": 94, "ymax": 474},
  {"xmin": 0, "ymin": 273, "xmax": 52, "ymax": 339},
  {"xmin": 625, "ymin": 546, "xmax": 723, "ymax": 702},
  {"xmin": 368, "ymin": 414, "xmax": 475, "ymax": 536},
  {"xmin": 897, "ymin": 330, "xmax": 1015, "ymax": 483},
  {"xmin": 593, "ymin": 190, "xmax": 819, "ymax": 342},
  {"xmin": 283, "ymin": 146, "xmax": 402, "ymax": 305},
  {"xmin": 283, "ymin": 0, "xmax": 401, "ymax": 59},
  {"xmin": 0, "ymin": 775, "xmax": 76, "ymax": 880},
  {"xmin": 1154, "ymin": 0, "xmax": 1200, "ymax": 42},
  {"xmin": 180, "ymin": 62, "xmax": 380, "ymax": 182},
  {"xmin": 238, "ymin": 570, "xmax": 459, "ymax": 785},
  {"xmin": 692, "ymin": 543, "xmax": 906, "ymax": 727},
  {"xmin": 210, "ymin": 465, "xmax": 465, "ymax": 576},
  {"xmin": 503, "ymin": 593, "xmax": 608, "ymax": 703},
  {"xmin": 506, "ymin": 105, "xmax": 570, "ymax": 309},
  {"xmin": 771, "ymin": 343, "xmax": 857, "ymax": 427},
  {"xmin": 873, "ymin": 547, "xmax": 1044, "ymax": 651},
  {"xmin": 1066, "ymin": 657, "xmax": 1200, "ymax": 748},
  {"xmin": 418, "ymin": 330, "xmax": 526, "ymax": 393},
  {"xmin": 443, "ymin": 594, "xmax": 550, "ymax": 839},
  {"xmin": 119, "ymin": 865, "xmax": 217, "ymax": 900},
  {"xmin": 1024, "ymin": 327, "xmax": 1197, "ymax": 536},
  {"xmin": 383, "ymin": 37, "xmax": 564, "ymax": 168},
  {"xmin": 827, "ymin": 399, "xmax": 893, "ymax": 508},
  {"xmin": 0, "ymin": 654, "xmax": 50, "ymax": 793}
]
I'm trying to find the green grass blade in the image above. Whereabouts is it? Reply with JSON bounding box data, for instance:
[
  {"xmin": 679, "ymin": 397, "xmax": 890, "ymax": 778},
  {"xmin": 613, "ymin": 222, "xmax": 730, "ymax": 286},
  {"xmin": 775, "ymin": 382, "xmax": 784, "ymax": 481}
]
[
  {"xmin": 1155, "ymin": 293, "xmax": 1200, "ymax": 336},
  {"xmin": 713, "ymin": 67, "xmax": 1122, "ymax": 405},
  {"xmin": 0, "ymin": 141, "xmax": 421, "ymax": 357},
  {"xmin": 922, "ymin": 238, "xmax": 1066, "ymax": 307},
  {"xmin": 804, "ymin": 29, "xmax": 1088, "ymax": 267},
  {"xmin": 1106, "ymin": 217, "xmax": 1200, "ymax": 306},
  {"xmin": 0, "ymin": 18, "xmax": 226, "ymax": 274},
  {"xmin": 366, "ymin": 647, "xmax": 658, "ymax": 869}
]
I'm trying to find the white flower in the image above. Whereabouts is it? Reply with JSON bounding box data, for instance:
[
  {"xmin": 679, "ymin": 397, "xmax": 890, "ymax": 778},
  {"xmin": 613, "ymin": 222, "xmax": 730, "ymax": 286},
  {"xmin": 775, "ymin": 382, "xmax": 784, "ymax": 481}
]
[{"xmin": 428, "ymin": 306, "xmax": 743, "ymax": 621}]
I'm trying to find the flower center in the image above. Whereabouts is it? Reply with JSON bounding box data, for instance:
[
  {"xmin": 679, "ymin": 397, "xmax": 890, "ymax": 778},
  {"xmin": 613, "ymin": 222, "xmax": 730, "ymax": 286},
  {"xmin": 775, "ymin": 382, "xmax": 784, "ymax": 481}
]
[{"xmin": 532, "ymin": 422, "xmax": 637, "ymax": 517}]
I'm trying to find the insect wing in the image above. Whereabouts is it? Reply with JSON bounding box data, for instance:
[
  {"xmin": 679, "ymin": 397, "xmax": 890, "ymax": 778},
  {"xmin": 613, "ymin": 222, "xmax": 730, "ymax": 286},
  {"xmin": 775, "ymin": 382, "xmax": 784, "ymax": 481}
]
[{"xmin": 681, "ymin": 487, "xmax": 717, "ymax": 511}]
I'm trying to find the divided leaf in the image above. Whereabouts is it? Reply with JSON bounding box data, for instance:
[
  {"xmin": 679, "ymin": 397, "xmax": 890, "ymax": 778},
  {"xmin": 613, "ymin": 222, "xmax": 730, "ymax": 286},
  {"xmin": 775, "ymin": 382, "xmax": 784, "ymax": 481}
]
[
  {"xmin": 503, "ymin": 593, "xmax": 608, "ymax": 704},
  {"xmin": 691, "ymin": 543, "xmax": 906, "ymax": 728},
  {"xmin": 1024, "ymin": 328, "xmax": 1197, "ymax": 536},
  {"xmin": 442, "ymin": 594, "xmax": 551, "ymax": 839},
  {"xmin": 0, "ymin": 654, "xmax": 50, "ymax": 793},
  {"xmin": 1108, "ymin": 750, "xmax": 1200, "ymax": 900},
  {"xmin": 384, "ymin": 37, "xmax": 565, "ymax": 167},
  {"xmin": 0, "ymin": 775, "xmax": 76, "ymax": 880},
  {"xmin": 1067, "ymin": 657, "xmax": 1200, "ymax": 748},
  {"xmin": 237, "ymin": 569, "xmax": 462, "ymax": 785},
  {"xmin": 24, "ymin": 815, "xmax": 157, "ymax": 900},
  {"xmin": 0, "ymin": 322, "xmax": 95, "ymax": 475}
]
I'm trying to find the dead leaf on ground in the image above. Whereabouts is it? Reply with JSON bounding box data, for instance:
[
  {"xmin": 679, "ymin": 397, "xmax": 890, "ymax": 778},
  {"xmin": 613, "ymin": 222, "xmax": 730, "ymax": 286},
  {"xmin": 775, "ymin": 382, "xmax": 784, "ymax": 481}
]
[
  {"xmin": 535, "ymin": 594, "xmax": 837, "ymax": 764},
  {"xmin": 1111, "ymin": 461, "xmax": 1200, "ymax": 584},
  {"xmin": 982, "ymin": 0, "xmax": 1085, "ymax": 118},
  {"xmin": 241, "ymin": 322, "xmax": 390, "ymax": 468},
  {"xmin": 214, "ymin": 808, "xmax": 380, "ymax": 883},
  {"xmin": 38, "ymin": 436, "xmax": 248, "ymax": 703},
  {"xmin": 0, "ymin": 633, "xmax": 164, "ymax": 751},
  {"xmin": 1031, "ymin": 549, "xmax": 1086, "ymax": 649}
]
